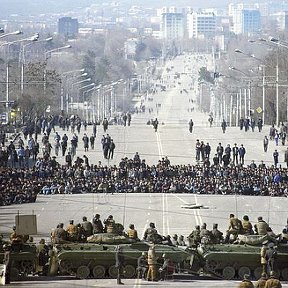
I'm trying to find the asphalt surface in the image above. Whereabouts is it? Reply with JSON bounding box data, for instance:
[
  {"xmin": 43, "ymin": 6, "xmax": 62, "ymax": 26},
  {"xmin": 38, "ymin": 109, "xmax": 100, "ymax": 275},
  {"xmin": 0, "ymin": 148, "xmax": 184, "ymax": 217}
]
[{"xmin": 2, "ymin": 53, "xmax": 288, "ymax": 287}]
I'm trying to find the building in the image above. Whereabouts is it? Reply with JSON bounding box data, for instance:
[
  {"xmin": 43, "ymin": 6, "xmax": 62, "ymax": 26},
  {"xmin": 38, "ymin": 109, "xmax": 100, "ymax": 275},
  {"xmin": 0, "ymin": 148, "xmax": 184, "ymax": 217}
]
[
  {"xmin": 272, "ymin": 11, "xmax": 288, "ymax": 30},
  {"xmin": 187, "ymin": 11, "xmax": 216, "ymax": 38},
  {"xmin": 160, "ymin": 12, "xmax": 184, "ymax": 40},
  {"xmin": 58, "ymin": 17, "xmax": 79, "ymax": 38}
]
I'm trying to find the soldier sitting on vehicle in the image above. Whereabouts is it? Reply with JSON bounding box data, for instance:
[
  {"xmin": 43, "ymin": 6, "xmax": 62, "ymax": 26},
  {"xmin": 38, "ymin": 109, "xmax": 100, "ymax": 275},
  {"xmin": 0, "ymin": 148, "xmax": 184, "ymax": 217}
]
[
  {"xmin": 241, "ymin": 215, "xmax": 254, "ymax": 235},
  {"xmin": 188, "ymin": 225, "xmax": 201, "ymax": 247},
  {"xmin": 178, "ymin": 235, "xmax": 186, "ymax": 246},
  {"xmin": 225, "ymin": 214, "xmax": 242, "ymax": 243},
  {"xmin": 104, "ymin": 215, "xmax": 116, "ymax": 233},
  {"xmin": 210, "ymin": 223, "xmax": 223, "ymax": 244},
  {"xmin": 143, "ymin": 222, "xmax": 158, "ymax": 242},
  {"xmin": 66, "ymin": 220, "xmax": 78, "ymax": 241},
  {"xmin": 254, "ymin": 216, "xmax": 269, "ymax": 236},
  {"xmin": 127, "ymin": 224, "xmax": 139, "ymax": 241}
]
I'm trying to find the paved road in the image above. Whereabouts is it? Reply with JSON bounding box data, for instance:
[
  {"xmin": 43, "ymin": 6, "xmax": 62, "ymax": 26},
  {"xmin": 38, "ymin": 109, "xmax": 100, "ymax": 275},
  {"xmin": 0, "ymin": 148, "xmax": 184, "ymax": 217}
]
[{"xmin": 2, "ymin": 53, "xmax": 288, "ymax": 287}]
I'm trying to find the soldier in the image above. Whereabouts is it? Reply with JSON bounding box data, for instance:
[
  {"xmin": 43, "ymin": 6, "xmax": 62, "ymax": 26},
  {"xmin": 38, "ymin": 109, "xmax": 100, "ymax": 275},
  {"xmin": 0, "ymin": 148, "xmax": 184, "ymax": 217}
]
[
  {"xmin": 9, "ymin": 225, "xmax": 23, "ymax": 244},
  {"xmin": 264, "ymin": 271, "xmax": 282, "ymax": 288},
  {"xmin": 104, "ymin": 215, "xmax": 115, "ymax": 233},
  {"xmin": 102, "ymin": 117, "xmax": 109, "ymax": 132},
  {"xmin": 211, "ymin": 223, "xmax": 223, "ymax": 244},
  {"xmin": 200, "ymin": 223, "xmax": 211, "ymax": 244},
  {"xmin": 158, "ymin": 253, "xmax": 174, "ymax": 281},
  {"xmin": 127, "ymin": 224, "xmax": 138, "ymax": 241},
  {"xmin": 54, "ymin": 223, "xmax": 67, "ymax": 244},
  {"xmin": 241, "ymin": 215, "xmax": 254, "ymax": 235},
  {"xmin": 81, "ymin": 216, "xmax": 93, "ymax": 238},
  {"xmin": 137, "ymin": 252, "xmax": 148, "ymax": 279},
  {"xmin": 171, "ymin": 234, "xmax": 179, "ymax": 246},
  {"xmin": 255, "ymin": 273, "xmax": 267, "ymax": 288},
  {"xmin": 92, "ymin": 214, "xmax": 104, "ymax": 234},
  {"xmin": 115, "ymin": 245, "xmax": 125, "ymax": 285},
  {"xmin": 178, "ymin": 235, "xmax": 186, "ymax": 246},
  {"xmin": 225, "ymin": 214, "xmax": 242, "ymax": 243},
  {"xmin": 188, "ymin": 119, "xmax": 194, "ymax": 133},
  {"xmin": 261, "ymin": 240, "xmax": 269, "ymax": 274},
  {"xmin": 36, "ymin": 239, "xmax": 49, "ymax": 275},
  {"xmin": 147, "ymin": 244, "xmax": 157, "ymax": 281},
  {"xmin": 66, "ymin": 220, "xmax": 78, "ymax": 241},
  {"xmin": 2, "ymin": 244, "xmax": 12, "ymax": 284},
  {"xmin": 265, "ymin": 243, "xmax": 277, "ymax": 274},
  {"xmin": 143, "ymin": 223, "xmax": 158, "ymax": 242},
  {"xmin": 238, "ymin": 274, "xmax": 254, "ymax": 288},
  {"xmin": 255, "ymin": 217, "xmax": 269, "ymax": 235},
  {"xmin": 221, "ymin": 119, "xmax": 227, "ymax": 133},
  {"xmin": 188, "ymin": 225, "xmax": 201, "ymax": 247}
]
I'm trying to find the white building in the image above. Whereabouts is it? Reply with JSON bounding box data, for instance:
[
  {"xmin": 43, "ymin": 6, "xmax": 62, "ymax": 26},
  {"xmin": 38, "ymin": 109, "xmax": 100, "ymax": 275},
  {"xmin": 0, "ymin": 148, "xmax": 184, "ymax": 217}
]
[
  {"xmin": 160, "ymin": 12, "xmax": 184, "ymax": 40},
  {"xmin": 272, "ymin": 11, "xmax": 288, "ymax": 30},
  {"xmin": 187, "ymin": 11, "xmax": 216, "ymax": 38}
]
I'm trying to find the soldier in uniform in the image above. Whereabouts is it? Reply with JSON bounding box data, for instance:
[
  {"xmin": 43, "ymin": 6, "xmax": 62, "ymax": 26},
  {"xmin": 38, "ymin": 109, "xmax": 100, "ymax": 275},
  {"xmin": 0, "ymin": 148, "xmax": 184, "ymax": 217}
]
[
  {"xmin": 255, "ymin": 273, "xmax": 267, "ymax": 288},
  {"xmin": 81, "ymin": 216, "xmax": 93, "ymax": 239},
  {"xmin": 66, "ymin": 220, "xmax": 78, "ymax": 241},
  {"xmin": 137, "ymin": 252, "xmax": 148, "ymax": 279},
  {"xmin": 211, "ymin": 223, "xmax": 223, "ymax": 244},
  {"xmin": 238, "ymin": 274, "xmax": 254, "ymax": 288},
  {"xmin": 9, "ymin": 225, "xmax": 23, "ymax": 244},
  {"xmin": 54, "ymin": 223, "xmax": 67, "ymax": 243},
  {"xmin": 147, "ymin": 244, "xmax": 157, "ymax": 281},
  {"xmin": 171, "ymin": 234, "xmax": 179, "ymax": 246},
  {"xmin": 241, "ymin": 215, "xmax": 254, "ymax": 235},
  {"xmin": 264, "ymin": 271, "xmax": 282, "ymax": 288},
  {"xmin": 127, "ymin": 224, "xmax": 138, "ymax": 241},
  {"xmin": 265, "ymin": 243, "xmax": 277, "ymax": 274},
  {"xmin": 225, "ymin": 214, "xmax": 242, "ymax": 243},
  {"xmin": 200, "ymin": 223, "xmax": 211, "ymax": 244},
  {"xmin": 2, "ymin": 244, "xmax": 12, "ymax": 284},
  {"xmin": 178, "ymin": 235, "xmax": 186, "ymax": 246},
  {"xmin": 143, "ymin": 223, "xmax": 157, "ymax": 242},
  {"xmin": 261, "ymin": 240, "xmax": 269, "ymax": 274},
  {"xmin": 104, "ymin": 215, "xmax": 115, "ymax": 233},
  {"xmin": 188, "ymin": 225, "xmax": 201, "ymax": 247},
  {"xmin": 115, "ymin": 245, "xmax": 125, "ymax": 285},
  {"xmin": 255, "ymin": 216, "xmax": 269, "ymax": 235},
  {"xmin": 92, "ymin": 214, "xmax": 104, "ymax": 234}
]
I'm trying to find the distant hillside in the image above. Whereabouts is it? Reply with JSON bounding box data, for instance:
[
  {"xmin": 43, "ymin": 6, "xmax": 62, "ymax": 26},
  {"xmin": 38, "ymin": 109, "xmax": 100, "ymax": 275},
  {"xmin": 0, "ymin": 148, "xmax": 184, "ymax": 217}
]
[{"xmin": 0, "ymin": 0, "xmax": 268, "ymax": 18}]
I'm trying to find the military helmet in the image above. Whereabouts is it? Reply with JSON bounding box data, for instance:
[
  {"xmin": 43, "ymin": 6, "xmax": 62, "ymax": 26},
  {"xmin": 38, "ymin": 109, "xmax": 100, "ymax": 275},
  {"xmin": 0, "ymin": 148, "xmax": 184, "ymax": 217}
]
[
  {"xmin": 69, "ymin": 220, "xmax": 74, "ymax": 224},
  {"xmin": 82, "ymin": 216, "xmax": 87, "ymax": 221}
]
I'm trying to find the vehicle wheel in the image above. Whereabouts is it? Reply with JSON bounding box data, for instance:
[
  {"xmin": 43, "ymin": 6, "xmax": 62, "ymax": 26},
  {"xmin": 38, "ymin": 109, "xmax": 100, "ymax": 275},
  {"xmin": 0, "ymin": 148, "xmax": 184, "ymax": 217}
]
[
  {"xmin": 92, "ymin": 265, "xmax": 106, "ymax": 278},
  {"xmin": 59, "ymin": 260, "xmax": 73, "ymax": 273},
  {"xmin": 10, "ymin": 267, "xmax": 20, "ymax": 280},
  {"xmin": 253, "ymin": 267, "xmax": 262, "ymax": 280},
  {"xmin": 108, "ymin": 265, "xmax": 118, "ymax": 278},
  {"xmin": 76, "ymin": 265, "xmax": 90, "ymax": 279},
  {"xmin": 123, "ymin": 265, "xmax": 135, "ymax": 278},
  {"xmin": 281, "ymin": 268, "xmax": 288, "ymax": 280},
  {"xmin": 222, "ymin": 266, "xmax": 235, "ymax": 280},
  {"xmin": 238, "ymin": 266, "xmax": 251, "ymax": 279},
  {"xmin": 21, "ymin": 260, "xmax": 34, "ymax": 274},
  {"xmin": 206, "ymin": 260, "xmax": 219, "ymax": 272}
]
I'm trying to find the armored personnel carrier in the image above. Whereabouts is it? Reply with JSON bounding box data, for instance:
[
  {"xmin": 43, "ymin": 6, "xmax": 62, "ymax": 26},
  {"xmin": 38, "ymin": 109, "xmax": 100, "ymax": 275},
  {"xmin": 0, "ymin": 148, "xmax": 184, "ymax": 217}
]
[
  {"xmin": 0, "ymin": 243, "xmax": 37, "ymax": 279},
  {"xmin": 189, "ymin": 235, "xmax": 288, "ymax": 280},
  {"xmin": 50, "ymin": 233, "xmax": 191, "ymax": 279}
]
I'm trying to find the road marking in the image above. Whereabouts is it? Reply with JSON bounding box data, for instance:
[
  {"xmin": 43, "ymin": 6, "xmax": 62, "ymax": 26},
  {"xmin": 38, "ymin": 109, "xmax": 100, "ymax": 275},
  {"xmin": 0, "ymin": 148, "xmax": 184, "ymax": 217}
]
[
  {"xmin": 171, "ymin": 194, "xmax": 202, "ymax": 226},
  {"xmin": 133, "ymin": 278, "xmax": 141, "ymax": 288}
]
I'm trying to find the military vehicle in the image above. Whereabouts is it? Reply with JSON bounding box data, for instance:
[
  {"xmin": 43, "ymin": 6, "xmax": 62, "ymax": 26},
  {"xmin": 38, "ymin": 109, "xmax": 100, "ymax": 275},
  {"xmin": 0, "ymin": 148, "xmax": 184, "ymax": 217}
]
[
  {"xmin": 50, "ymin": 234, "xmax": 191, "ymax": 279},
  {"xmin": 0, "ymin": 243, "xmax": 37, "ymax": 280},
  {"xmin": 188, "ymin": 235, "xmax": 288, "ymax": 280}
]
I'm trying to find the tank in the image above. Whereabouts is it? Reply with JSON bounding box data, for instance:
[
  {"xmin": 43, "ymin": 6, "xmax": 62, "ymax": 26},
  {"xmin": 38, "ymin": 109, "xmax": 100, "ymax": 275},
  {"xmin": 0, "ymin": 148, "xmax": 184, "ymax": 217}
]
[
  {"xmin": 189, "ymin": 238, "xmax": 288, "ymax": 280},
  {"xmin": 51, "ymin": 234, "xmax": 191, "ymax": 279},
  {"xmin": 0, "ymin": 243, "xmax": 37, "ymax": 280}
]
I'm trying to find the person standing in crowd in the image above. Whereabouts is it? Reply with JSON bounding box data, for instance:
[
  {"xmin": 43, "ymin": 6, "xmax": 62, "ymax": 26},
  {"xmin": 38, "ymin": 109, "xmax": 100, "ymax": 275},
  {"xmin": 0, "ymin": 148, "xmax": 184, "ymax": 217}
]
[
  {"xmin": 221, "ymin": 119, "xmax": 227, "ymax": 133},
  {"xmin": 216, "ymin": 143, "xmax": 224, "ymax": 164},
  {"xmin": 273, "ymin": 150, "xmax": 279, "ymax": 167},
  {"xmin": 3, "ymin": 244, "xmax": 12, "ymax": 284},
  {"xmin": 137, "ymin": 252, "xmax": 148, "ymax": 279},
  {"xmin": 232, "ymin": 143, "xmax": 239, "ymax": 165},
  {"xmin": 82, "ymin": 133, "xmax": 89, "ymax": 152},
  {"xmin": 90, "ymin": 134, "xmax": 95, "ymax": 150},
  {"xmin": 239, "ymin": 144, "xmax": 246, "ymax": 165},
  {"xmin": 258, "ymin": 118, "xmax": 263, "ymax": 132},
  {"xmin": 263, "ymin": 136, "xmax": 269, "ymax": 152},
  {"xmin": 261, "ymin": 240, "xmax": 269, "ymax": 274},
  {"xmin": 284, "ymin": 147, "xmax": 288, "ymax": 168},
  {"xmin": 188, "ymin": 119, "xmax": 194, "ymax": 133},
  {"xmin": 103, "ymin": 118, "xmax": 109, "ymax": 132},
  {"xmin": 93, "ymin": 122, "xmax": 97, "ymax": 137},
  {"xmin": 108, "ymin": 139, "xmax": 116, "ymax": 160},
  {"xmin": 115, "ymin": 245, "xmax": 125, "ymax": 285}
]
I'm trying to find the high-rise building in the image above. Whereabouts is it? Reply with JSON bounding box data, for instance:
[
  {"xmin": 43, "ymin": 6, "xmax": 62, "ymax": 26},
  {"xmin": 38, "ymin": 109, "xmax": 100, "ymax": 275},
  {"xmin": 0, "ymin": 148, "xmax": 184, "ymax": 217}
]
[
  {"xmin": 58, "ymin": 17, "xmax": 79, "ymax": 38},
  {"xmin": 160, "ymin": 12, "xmax": 184, "ymax": 40},
  {"xmin": 187, "ymin": 11, "xmax": 216, "ymax": 38},
  {"xmin": 232, "ymin": 8, "xmax": 261, "ymax": 35},
  {"xmin": 272, "ymin": 11, "xmax": 288, "ymax": 30}
]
